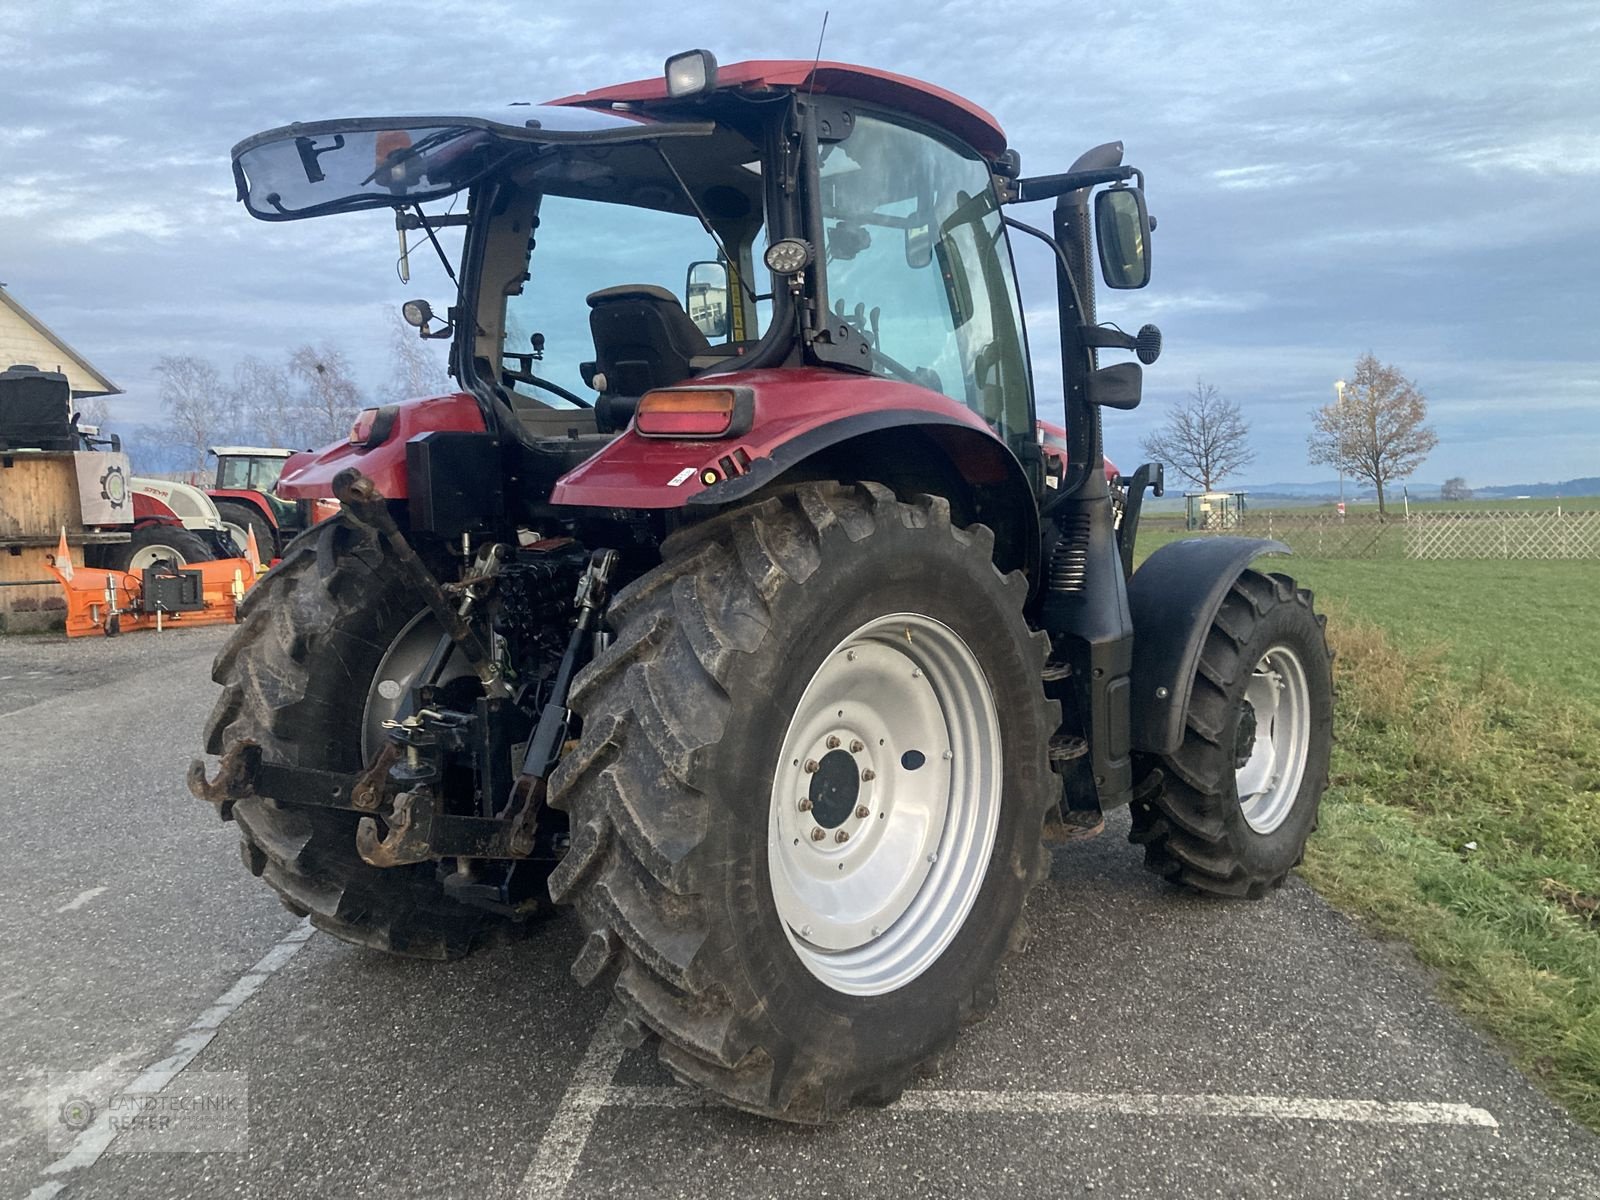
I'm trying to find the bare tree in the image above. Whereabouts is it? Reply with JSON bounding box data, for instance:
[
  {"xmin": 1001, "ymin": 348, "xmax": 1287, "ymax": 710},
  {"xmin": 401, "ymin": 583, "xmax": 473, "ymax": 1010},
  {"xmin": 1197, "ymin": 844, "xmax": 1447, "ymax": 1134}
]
[
  {"xmin": 1308, "ymin": 354, "xmax": 1438, "ymax": 517},
  {"xmin": 1139, "ymin": 379, "xmax": 1255, "ymax": 492},
  {"xmin": 1440, "ymin": 476, "xmax": 1473, "ymax": 501},
  {"xmin": 75, "ymin": 396, "xmax": 111, "ymax": 432},
  {"xmin": 289, "ymin": 344, "xmax": 363, "ymax": 446},
  {"xmin": 155, "ymin": 354, "xmax": 231, "ymax": 477},
  {"xmin": 380, "ymin": 308, "xmax": 451, "ymax": 403},
  {"xmin": 234, "ymin": 355, "xmax": 298, "ymax": 448}
]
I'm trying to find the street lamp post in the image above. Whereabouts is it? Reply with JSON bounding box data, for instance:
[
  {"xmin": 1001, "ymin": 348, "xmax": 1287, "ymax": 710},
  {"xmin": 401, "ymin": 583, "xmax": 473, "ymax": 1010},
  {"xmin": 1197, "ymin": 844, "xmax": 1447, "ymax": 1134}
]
[{"xmin": 1333, "ymin": 379, "xmax": 1347, "ymax": 507}]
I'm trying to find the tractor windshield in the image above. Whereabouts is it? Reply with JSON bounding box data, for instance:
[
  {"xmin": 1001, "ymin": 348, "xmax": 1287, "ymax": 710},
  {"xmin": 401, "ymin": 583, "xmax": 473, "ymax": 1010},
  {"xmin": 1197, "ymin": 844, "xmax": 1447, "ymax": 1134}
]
[{"xmin": 819, "ymin": 113, "xmax": 1032, "ymax": 451}]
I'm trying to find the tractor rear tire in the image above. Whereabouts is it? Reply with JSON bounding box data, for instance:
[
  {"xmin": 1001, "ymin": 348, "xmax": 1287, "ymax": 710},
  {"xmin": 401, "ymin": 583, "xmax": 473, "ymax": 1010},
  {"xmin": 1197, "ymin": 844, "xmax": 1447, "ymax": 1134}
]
[
  {"xmin": 1129, "ymin": 569, "xmax": 1333, "ymax": 897},
  {"xmin": 548, "ymin": 483, "xmax": 1058, "ymax": 1122},
  {"xmin": 99, "ymin": 525, "xmax": 214, "ymax": 572},
  {"xmin": 203, "ymin": 516, "xmax": 517, "ymax": 959},
  {"xmin": 214, "ymin": 500, "xmax": 276, "ymax": 560}
]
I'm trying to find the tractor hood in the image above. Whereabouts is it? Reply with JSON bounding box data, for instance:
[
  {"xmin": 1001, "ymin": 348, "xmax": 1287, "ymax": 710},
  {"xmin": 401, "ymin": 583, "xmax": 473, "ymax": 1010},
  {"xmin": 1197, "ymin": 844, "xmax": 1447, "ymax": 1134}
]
[{"xmin": 231, "ymin": 105, "xmax": 712, "ymax": 221}]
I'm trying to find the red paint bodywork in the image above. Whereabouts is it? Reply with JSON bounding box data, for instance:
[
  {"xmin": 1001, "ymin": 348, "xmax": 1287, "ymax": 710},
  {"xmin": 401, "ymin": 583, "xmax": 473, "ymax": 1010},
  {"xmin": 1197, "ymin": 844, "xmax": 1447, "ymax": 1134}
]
[
  {"xmin": 208, "ymin": 488, "xmax": 279, "ymax": 527},
  {"xmin": 550, "ymin": 368, "xmax": 999, "ymax": 508},
  {"xmin": 131, "ymin": 491, "xmax": 181, "ymax": 525},
  {"xmin": 275, "ymin": 393, "xmax": 487, "ymax": 500},
  {"xmin": 1039, "ymin": 419, "xmax": 1119, "ymax": 482},
  {"xmin": 547, "ymin": 60, "xmax": 1009, "ymax": 161}
]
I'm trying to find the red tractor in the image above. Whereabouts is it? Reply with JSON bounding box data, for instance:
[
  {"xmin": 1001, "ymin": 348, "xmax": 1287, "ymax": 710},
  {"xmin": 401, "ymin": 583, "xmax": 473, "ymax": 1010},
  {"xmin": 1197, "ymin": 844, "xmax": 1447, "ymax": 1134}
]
[
  {"xmin": 194, "ymin": 53, "xmax": 1332, "ymax": 1122},
  {"xmin": 207, "ymin": 446, "xmax": 340, "ymax": 559}
]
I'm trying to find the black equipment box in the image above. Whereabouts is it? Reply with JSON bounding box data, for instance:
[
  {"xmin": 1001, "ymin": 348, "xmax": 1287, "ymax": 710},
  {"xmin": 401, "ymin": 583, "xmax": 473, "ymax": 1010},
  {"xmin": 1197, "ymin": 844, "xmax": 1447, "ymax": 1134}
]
[
  {"xmin": 140, "ymin": 565, "xmax": 206, "ymax": 613},
  {"xmin": 0, "ymin": 364, "xmax": 76, "ymax": 452},
  {"xmin": 407, "ymin": 431, "xmax": 504, "ymax": 539}
]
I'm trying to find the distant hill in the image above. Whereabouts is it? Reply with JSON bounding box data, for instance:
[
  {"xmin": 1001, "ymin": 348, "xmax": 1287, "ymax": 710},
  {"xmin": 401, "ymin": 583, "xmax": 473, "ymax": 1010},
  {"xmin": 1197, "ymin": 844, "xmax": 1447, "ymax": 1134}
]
[
  {"xmin": 1224, "ymin": 477, "xmax": 1600, "ymax": 503},
  {"xmin": 1473, "ymin": 478, "xmax": 1600, "ymax": 499}
]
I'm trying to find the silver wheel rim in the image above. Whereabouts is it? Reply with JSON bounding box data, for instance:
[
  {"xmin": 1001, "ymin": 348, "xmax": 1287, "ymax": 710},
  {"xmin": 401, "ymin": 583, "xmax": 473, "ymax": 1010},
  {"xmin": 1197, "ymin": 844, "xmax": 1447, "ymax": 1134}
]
[
  {"xmin": 128, "ymin": 542, "xmax": 188, "ymax": 571},
  {"xmin": 359, "ymin": 610, "xmax": 475, "ymax": 761},
  {"xmin": 767, "ymin": 613, "xmax": 1001, "ymax": 997},
  {"xmin": 1235, "ymin": 644, "xmax": 1312, "ymax": 834}
]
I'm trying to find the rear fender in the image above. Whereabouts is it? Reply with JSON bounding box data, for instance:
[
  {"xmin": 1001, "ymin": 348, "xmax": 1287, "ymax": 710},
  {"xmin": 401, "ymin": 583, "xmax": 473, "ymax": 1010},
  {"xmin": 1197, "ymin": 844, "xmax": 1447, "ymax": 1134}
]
[
  {"xmin": 703, "ymin": 415, "xmax": 1039, "ymax": 579},
  {"xmin": 275, "ymin": 392, "xmax": 487, "ymax": 500},
  {"xmin": 1127, "ymin": 536, "xmax": 1291, "ymax": 755},
  {"xmin": 550, "ymin": 368, "xmax": 1040, "ymax": 576}
]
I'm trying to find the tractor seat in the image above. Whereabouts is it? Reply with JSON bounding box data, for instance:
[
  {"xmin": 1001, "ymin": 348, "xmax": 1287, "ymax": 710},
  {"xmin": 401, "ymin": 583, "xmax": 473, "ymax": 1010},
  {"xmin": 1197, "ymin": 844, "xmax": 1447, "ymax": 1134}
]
[{"xmin": 585, "ymin": 284, "xmax": 713, "ymax": 398}]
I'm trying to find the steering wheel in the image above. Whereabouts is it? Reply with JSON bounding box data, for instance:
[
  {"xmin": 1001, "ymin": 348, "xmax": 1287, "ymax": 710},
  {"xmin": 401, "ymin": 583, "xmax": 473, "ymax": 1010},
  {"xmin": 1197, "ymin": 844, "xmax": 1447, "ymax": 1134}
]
[{"xmin": 501, "ymin": 353, "xmax": 592, "ymax": 408}]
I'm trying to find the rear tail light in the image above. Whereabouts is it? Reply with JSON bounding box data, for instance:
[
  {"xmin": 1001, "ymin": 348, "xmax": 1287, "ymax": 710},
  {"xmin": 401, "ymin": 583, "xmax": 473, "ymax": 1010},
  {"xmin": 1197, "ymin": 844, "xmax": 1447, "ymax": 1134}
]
[
  {"xmin": 634, "ymin": 387, "xmax": 751, "ymax": 439},
  {"xmin": 349, "ymin": 405, "xmax": 398, "ymax": 447}
]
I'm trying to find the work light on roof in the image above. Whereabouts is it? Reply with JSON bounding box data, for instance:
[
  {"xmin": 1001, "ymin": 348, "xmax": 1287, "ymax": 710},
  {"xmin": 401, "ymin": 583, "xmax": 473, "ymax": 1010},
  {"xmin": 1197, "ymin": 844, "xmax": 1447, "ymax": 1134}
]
[{"xmin": 665, "ymin": 49, "xmax": 719, "ymax": 98}]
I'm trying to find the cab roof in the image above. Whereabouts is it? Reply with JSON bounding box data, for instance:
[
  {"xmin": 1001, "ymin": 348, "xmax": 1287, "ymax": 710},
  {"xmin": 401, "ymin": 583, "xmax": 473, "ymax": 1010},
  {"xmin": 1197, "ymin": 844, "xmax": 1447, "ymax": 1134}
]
[{"xmin": 546, "ymin": 59, "xmax": 1009, "ymax": 160}]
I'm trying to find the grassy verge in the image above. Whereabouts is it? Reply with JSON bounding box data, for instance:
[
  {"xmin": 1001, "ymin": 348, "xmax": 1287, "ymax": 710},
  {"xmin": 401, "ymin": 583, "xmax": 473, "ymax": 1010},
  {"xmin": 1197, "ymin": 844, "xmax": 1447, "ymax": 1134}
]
[
  {"xmin": 1300, "ymin": 606, "xmax": 1600, "ymax": 1130},
  {"xmin": 1128, "ymin": 535, "xmax": 1600, "ymax": 1126}
]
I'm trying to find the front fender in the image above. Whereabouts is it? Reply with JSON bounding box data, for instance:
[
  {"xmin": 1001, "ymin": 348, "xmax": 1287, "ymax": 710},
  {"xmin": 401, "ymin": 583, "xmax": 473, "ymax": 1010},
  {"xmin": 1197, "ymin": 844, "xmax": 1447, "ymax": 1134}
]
[{"xmin": 1128, "ymin": 536, "xmax": 1291, "ymax": 755}]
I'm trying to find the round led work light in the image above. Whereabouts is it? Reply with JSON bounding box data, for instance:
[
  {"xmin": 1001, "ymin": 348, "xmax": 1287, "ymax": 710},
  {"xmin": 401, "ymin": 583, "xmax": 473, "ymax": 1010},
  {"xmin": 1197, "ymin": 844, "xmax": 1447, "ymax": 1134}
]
[{"xmin": 763, "ymin": 238, "xmax": 814, "ymax": 276}]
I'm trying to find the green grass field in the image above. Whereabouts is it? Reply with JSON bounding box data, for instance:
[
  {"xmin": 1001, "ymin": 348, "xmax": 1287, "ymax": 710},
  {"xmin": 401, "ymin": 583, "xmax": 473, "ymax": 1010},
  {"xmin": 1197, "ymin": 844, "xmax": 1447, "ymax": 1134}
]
[{"xmin": 1139, "ymin": 537, "xmax": 1600, "ymax": 1129}]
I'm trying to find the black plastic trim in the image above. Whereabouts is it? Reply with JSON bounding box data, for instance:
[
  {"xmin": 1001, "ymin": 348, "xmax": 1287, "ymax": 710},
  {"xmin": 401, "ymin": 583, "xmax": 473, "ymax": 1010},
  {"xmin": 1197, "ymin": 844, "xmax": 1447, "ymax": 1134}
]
[{"xmin": 1127, "ymin": 536, "xmax": 1291, "ymax": 755}]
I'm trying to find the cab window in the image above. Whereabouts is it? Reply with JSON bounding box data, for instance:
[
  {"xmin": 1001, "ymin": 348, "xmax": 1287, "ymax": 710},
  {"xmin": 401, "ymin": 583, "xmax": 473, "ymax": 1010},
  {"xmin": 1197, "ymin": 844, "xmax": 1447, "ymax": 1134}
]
[{"xmin": 819, "ymin": 113, "xmax": 1032, "ymax": 453}]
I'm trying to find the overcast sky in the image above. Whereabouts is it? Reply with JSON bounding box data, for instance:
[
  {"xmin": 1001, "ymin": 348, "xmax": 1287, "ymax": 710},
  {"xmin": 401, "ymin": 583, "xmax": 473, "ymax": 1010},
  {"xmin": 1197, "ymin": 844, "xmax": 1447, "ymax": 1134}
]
[{"xmin": 5, "ymin": 0, "xmax": 1597, "ymax": 486}]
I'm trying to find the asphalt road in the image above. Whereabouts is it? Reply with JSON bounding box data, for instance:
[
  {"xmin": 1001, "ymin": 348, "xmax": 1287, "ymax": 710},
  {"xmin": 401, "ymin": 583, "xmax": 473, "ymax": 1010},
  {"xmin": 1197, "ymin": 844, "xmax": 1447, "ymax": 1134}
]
[{"xmin": 2, "ymin": 627, "xmax": 1597, "ymax": 1199}]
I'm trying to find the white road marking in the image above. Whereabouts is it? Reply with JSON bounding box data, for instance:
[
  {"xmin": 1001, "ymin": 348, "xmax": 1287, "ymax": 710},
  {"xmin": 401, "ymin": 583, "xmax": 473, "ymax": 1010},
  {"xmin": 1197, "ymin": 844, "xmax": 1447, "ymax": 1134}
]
[
  {"xmin": 519, "ymin": 1011, "xmax": 1498, "ymax": 1200},
  {"xmin": 892, "ymin": 1090, "xmax": 1500, "ymax": 1127},
  {"xmin": 606, "ymin": 1084, "xmax": 1496, "ymax": 1127},
  {"xmin": 520, "ymin": 1003, "xmax": 630, "ymax": 1200},
  {"xmin": 54, "ymin": 888, "xmax": 107, "ymax": 914},
  {"xmin": 25, "ymin": 919, "xmax": 315, "ymax": 1200}
]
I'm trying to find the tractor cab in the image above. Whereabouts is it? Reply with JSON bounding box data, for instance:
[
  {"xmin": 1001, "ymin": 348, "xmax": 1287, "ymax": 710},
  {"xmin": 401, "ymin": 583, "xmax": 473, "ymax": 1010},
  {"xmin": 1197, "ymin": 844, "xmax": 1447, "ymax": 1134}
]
[
  {"xmin": 213, "ymin": 446, "xmax": 292, "ymax": 493},
  {"xmin": 229, "ymin": 56, "xmax": 1153, "ymax": 519}
]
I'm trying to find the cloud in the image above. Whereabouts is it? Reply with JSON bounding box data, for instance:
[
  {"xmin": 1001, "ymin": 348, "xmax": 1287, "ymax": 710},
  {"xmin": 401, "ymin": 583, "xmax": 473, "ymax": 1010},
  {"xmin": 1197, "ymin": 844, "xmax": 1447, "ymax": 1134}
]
[{"xmin": 4, "ymin": 0, "xmax": 1597, "ymax": 489}]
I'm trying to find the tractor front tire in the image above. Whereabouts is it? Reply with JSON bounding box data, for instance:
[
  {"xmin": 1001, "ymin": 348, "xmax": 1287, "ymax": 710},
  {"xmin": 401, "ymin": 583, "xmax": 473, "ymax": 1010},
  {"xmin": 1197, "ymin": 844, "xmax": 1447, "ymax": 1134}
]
[
  {"xmin": 203, "ymin": 516, "xmax": 517, "ymax": 958},
  {"xmin": 548, "ymin": 483, "xmax": 1058, "ymax": 1122},
  {"xmin": 214, "ymin": 500, "xmax": 276, "ymax": 560},
  {"xmin": 1130, "ymin": 569, "xmax": 1333, "ymax": 897}
]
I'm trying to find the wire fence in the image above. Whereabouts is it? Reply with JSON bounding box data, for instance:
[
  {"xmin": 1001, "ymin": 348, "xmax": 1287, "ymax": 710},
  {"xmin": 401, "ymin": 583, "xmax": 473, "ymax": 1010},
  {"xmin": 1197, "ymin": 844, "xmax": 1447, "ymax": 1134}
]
[
  {"xmin": 1403, "ymin": 510, "xmax": 1600, "ymax": 560},
  {"xmin": 1141, "ymin": 510, "xmax": 1600, "ymax": 560}
]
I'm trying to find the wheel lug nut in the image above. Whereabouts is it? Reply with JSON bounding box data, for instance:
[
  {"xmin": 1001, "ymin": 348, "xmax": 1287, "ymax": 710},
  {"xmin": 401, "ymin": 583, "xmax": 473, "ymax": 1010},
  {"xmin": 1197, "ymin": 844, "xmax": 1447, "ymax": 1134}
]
[
  {"xmin": 855, "ymin": 805, "xmax": 870, "ymax": 819},
  {"xmin": 849, "ymin": 739, "xmax": 864, "ymax": 753},
  {"xmin": 835, "ymin": 830, "xmax": 850, "ymax": 843},
  {"xmin": 801, "ymin": 924, "xmax": 812, "ymax": 938},
  {"xmin": 826, "ymin": 735, "xmax": 841, "ymax": 750},
  {"xmin": 798, "ymin": 798, "xmax": 813, "ymax": 812},
  {"xmin": 804, "ymin": 759, "xmax": 819, "ymax": 773},
  {"xmin": 810, "ymin": 828, "xmax": 826, "ymax": 842},
  {"xmin": 861, "ymin": 768, "xmax": 876, "ymax": 782}
]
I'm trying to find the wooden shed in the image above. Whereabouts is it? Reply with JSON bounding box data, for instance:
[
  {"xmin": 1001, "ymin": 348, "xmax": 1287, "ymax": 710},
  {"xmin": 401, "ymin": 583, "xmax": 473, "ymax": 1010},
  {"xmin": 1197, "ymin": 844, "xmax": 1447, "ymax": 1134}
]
[{"xmin": 0, "ymin": 285, "xmax": 123, "ymax": 632}]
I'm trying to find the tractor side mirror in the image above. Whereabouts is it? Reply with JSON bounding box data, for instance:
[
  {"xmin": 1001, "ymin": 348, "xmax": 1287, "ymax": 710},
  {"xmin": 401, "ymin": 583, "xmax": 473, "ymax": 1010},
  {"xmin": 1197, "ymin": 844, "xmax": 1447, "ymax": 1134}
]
[
  {"xmin": 1094, "ymin": 186, "xmax": 1151, "ymax": 289},
  {"xmin": 905, "ymin": 210, "xmax": 934, "ymax": 269},
  {"xmin": 685, "ymin": 261, "xmax": 731, "ymax": 340}
]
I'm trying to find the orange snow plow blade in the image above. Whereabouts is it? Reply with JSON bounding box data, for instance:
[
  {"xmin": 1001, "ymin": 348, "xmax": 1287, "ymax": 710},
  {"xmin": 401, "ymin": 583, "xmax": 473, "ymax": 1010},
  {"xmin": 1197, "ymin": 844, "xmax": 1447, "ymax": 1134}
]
[{"xmin": 44, "ymin": 556, "xmax": 259, "ymax": 637}]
